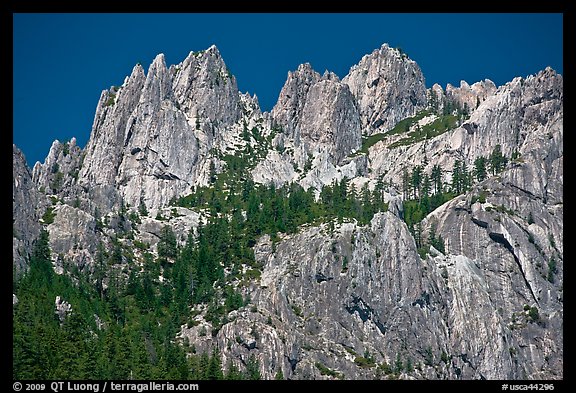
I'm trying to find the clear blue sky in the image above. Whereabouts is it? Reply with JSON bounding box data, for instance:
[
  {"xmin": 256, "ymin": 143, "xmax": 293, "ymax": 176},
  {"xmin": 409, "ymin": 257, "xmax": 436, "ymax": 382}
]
[{"xmin": 13, "ymin": 13, "xmax": 563, "ymax": 166}]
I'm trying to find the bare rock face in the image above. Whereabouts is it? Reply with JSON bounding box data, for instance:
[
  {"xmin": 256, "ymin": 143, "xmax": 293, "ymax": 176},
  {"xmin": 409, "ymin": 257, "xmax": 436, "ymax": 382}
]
[
  {"xmin": 182, "ymin": 213, "xmax": 454, "ymax": 380},
  {"xmin": 422, "ymin": 175, "xmax": 563, "ymax": 379},
  {"xmin": 78, "ymin": 63, "xmax": 146, "ymax": 212},
  {"xmin": 32, "ymin": 138, "xmax": 85, "ymax": 215},
  {"xmin": 257, "ymin": 63, "xmax": 367, "ymax": 192},
  {"xmin": 271, "ymin": 63, "xmax": 321, "ymax": 140},
  {"xmin": 32, "ymin": 138, "xmax": 83, "ymax": 195},
  {"xmin": 114, "ymin": 54, "xmax": 200, "ymax": 213},
  {"xmin": 77, "ymin": 47, "xmax": 244, "ymax": 213},
  {"xmin": 13, "ymin": 145, "xmax": 42, "ymax": 273},
  {"xmin": 172, "ymin": 45, "xmax": 241, "ymax": 130},
  {"xmin": 300, "ymin": 74, "xmax": 362, "ymax": 164},
  {"xmin": 272, "ymin": 65, "xmax": 362, "ymax": 167},
  {"xmin": 46, "ymin": 204, "xmax": 99, "ymax": 273},
  {"xmin": 343, "ymin": 44, "xmax": 428, "ymax": 135}
]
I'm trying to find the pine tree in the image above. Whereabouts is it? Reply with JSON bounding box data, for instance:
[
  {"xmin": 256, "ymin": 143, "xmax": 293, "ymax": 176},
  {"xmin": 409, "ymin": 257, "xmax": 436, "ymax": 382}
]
[
  {"xmin": 29, "ymin": 229, "xmax": 54, "ymax": 286},
  {"xmin": 473, "ymin": 156, "xmax": 488, "ymax": 182},
  {"xmin": 157, "ymin": 225, "xmax": 177, "ymax": 260},
  {"xmin": 401, "ymin": 168, "xmax": 410, "ymax": 200},
  {"xmin": 129, "ymin": 333, "xmax": 153, "ymax": 379},
  {"xmin": 422, "ymin": 173, "xmax": 431, "ymax": 200},
  {"xmin": 431, "ymin": 164, "xmax": 443, "ymax": 195},
  {"xmin": 109, "ymin": 236, "xmax": 123, "ymax": 266},
  {"xmin": 138, "ymin": 199, "xmax": 148, "ymax": 216},
  {"xmin": 198, "ymin": 351, "xmax": 211, "ymax": 379},
  {"xmin": 411, "ymin": 165, "xmax": 423, "ymax": 200},
  {"xmin": 206, "ymin": 349, "xmax": 224, "ymax": 380},
  {"xmin": 452, "ymin": 160, "xmax": 462, "ymax": 194},
  {"xmin": 461, "ymin": 162, "xmax": 471, "ymax": 192},
  {"xmin": 53, "ymin": 312, "xmax": 90, "ymax": 378},
  {"xmin": 374, "ymin": 175, "xmax": 385, "ymax": 204},
  {"xmin": 94, "ymin": 241, "xmax": 107, "ymax": 300},
  {"xmin": 394, "ymin": 353, "xmax": 404, "ymax": 374},
  {"xmin": 275, "ymin": 368, "xmax": 285, "ymax": 380},
  {"xmin": 209, "ymin": 160, "xmax": 217, "ymax": 184},
  {"xmin": 489, "ymin": 144, "xmax": 507, "ymax": 175},
  {"xmin": 429, "ymin": 223, "xmax": 446, "ymax": 254},
  {"xmin": 245, "ymin": 354, "xmax": 261, "ymax": 380}
]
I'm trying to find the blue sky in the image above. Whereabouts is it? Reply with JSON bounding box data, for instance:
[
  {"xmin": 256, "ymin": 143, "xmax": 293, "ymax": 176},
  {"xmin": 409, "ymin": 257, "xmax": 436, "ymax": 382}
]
[{"xmin": 13, "ymin": 13, "xmax": 563, "ymax": 166}]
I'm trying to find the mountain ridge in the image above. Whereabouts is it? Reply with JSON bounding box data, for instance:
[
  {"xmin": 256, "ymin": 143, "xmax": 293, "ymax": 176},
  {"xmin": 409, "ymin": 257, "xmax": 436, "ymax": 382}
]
[{"xmin": 13, "ymin": 43, "xmax": 563, "ymax": 380}]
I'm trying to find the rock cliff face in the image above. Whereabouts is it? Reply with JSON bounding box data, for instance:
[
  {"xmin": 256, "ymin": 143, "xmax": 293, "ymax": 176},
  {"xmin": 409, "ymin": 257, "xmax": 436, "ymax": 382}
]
[
  {"xmin": 343, "ymin": 44, "xmax": 428, "ymax": 135},
  {"xmin": 13, "ymin": 145, "xmax": 42, "ymax": 274},
  {"xmin": 13, "ymin": 44, "xmax": 562, "ymax": 380},
  {"xmin": 182, "ymin": 212, "xmax": 457, "ymax": 379},
  {"xmin": 420, "ymin": 174, "xmax": 563, "ymax": 379},
  {"xmin": 78, "ymin": 46, "xmax": 245, "ymax": 214},
  {"xmin": 271, "ymin": 64, "xmax": 362, "ymax": 166}
]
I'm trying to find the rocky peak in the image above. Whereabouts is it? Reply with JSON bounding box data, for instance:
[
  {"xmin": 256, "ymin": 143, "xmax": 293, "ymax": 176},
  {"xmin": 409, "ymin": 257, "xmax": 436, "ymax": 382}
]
[
  {"xmin": 429, "ymin": 83, "xmax": 446, "ymax": 112},
  {"xmin": 521, "ymin": 67, "xmax": 563, "ymax": 106},
  {"xmin": 239, "ymin": 92, "xmax": 262, "ymax": 118},
  {"xmin": 322, "ymin": 70, "xmax": 340, "ymax": 82},
  {"xmin": 342, "ymin": 43, "xmax": 428, "ymax": 134},
  {"xmin": 142, "ymin": 53, "xmax": 172, "ymax": 103},
  {"xmin": 74, "ymin": 45, "xmax": 249, "ymax": 213},
  {"xmin": 300, "ymin": 78, "xmax": 361, "ymax": 163},
  {"xmin": 272, "ymin": 62, "xmax": 361, "ymax": 167},
  {"xmin": 32, "ymin": 138, "xmax": 83, "ymax": 198},
  {"xmin": 172, "ymin": 45, "xmax": 241, "ymax": 128},
  {"xmin": 271, "ymin": 63, "xmax": 322, "ymax": 138},
  {"xmin": 13, "ymin": 145, "xmax": 41, "ymax": 274},
  {"xmin": 445, "ymin": 79, "xmax": 497, "ymax": 113},
  {"xmin": 78, "ymin": 61, "xmax": 147, "ymax": 212}
]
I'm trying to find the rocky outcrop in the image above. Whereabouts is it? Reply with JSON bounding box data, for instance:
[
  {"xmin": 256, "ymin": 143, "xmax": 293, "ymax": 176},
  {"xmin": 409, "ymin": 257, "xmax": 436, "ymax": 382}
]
[
  {"xmin": 180, "ymin": 202, "xmax": 563, "ymax": 379},
  {"xmin": 172, "ymin": 46, "xmax": 241, "ymax": 130},
  {"xmin": 77, "ymin": 46, "xmax": 245, "ymax": 214},
  {"xmin": 113, "ymin": 53, "xmax": 200, "ymax": 214},
  {"xmin": 13, "ymin": 145, "xmax": 42, "ymax": 273},
  {"xmin": 55, "ymin": 295, "xmax": 72, "ymax": 323},
  {"xmin": 343, "ymin": 44, "xmax": 427, "ymax": 135},
  {"xmin": 446, "ymin": 79, "xmax": 497, "ymax": 113},
  {"xmin": 271, "ymin": 63, "xmax": 321, "ymax": 140},
  {"xmin": 367, "ymin": 68, "xmax": 563, "ymax": 194},
  {"xmin": 272, "ymin": 65, "xmax": 362, "ymax": 167},
  {"xmin": 421, "ymin": 175, "xmax": 563, "ymax": 379},
  {"xmin": 46, "ymin": 204, "xmax": 99, "ymax": 273},
  {"xmin": 259, "ymin": 44, "xmax": 428, "ymax": 189},
  {"xmin": 32, "ymin": 138, "xmax": 83, "ymax": 194},
  {"xmin": 180, "ymin": 169, "xmax": 562, "ymax": 380},
  {"xmin": 78, "ymin": 63, "xmax": 146, "ymax": 213}
]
